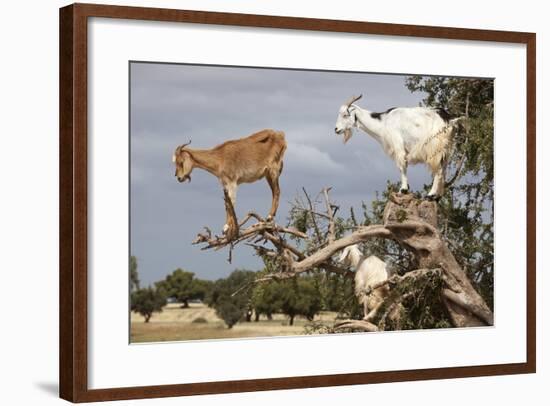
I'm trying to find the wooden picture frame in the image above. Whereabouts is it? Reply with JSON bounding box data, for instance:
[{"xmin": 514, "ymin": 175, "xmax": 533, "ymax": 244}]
[{"xmin": 59, "ymin": 3, "xmax": 536, "ymax": 402}]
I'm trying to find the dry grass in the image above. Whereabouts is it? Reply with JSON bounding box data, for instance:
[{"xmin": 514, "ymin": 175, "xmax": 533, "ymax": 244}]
[{"xmin": 130, "ymin": 303, "xmax": 337, "ymax": 343}]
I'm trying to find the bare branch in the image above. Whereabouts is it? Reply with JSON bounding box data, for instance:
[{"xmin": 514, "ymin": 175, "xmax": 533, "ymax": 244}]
[
  {"xmin": 193, "ymin": 219, "xmax": 306, "ymax": 250},
  {"xmin": 291, "ymin": 225, "xmax": 392, "ymax": 274},
  {"xmin": 333, "ymin": 319, "xmax": 378, "ymax": 332},
  {"xmin": 445, "ymin": 92, "xmax": 470, "ymax": 189},
  {"xmin": 238, "ymin": 211, "xmax": 265, "ymax": 227},
  {"xmin": 262, "ymin": 231, "xmax": 304, "ymax": 261},
  {"xmin": 322, "ymin": 187, "xmax": 336, "ymax": 244},
  {"xmin": 349, "ymin": 206, "xmax": 358, "ymax": 227},
  {"xmin": 445, "ymin": 153, "xmax": 467, "ymax": 189},
  {"xmin": 245, "ymin": 243, "xmax": 278, "ymax": 258},
  {"xmin": 302, "ymin": 187, "xmax": 323, "ymax": 243}
]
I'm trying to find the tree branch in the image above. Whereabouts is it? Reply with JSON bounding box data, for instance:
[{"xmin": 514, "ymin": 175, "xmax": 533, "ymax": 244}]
[
  {"xmin": 442, "ymin": 288, "xmax": 494, "ymax": 326},
  {"xmin": 322, "ymin": 187, "xmax": 336, "ymax": 244},
  {"xmin": 291, "ymin": 225, "xmax": 392, "ymax": 274},
  {"xmin": 193, "ymin": 218, "xmax": 306, "ymax": 250},
  {"xmin": 445, "ymin": 91, "xmax": 469, "ymax": 189},
  {"xmin": 361, "ymin": 268, "xmax": 442, "ymax": 296},
  {"xmin": 198, "ymin": 188, "xmax": 493, "ymax": 330},
  {"xmin": 333, "ymin": 319, "xmax": 379, "ymax": 332},
  {"xmin": 302, "ymin": 187, "xmax": 323, "ymax": 244}
]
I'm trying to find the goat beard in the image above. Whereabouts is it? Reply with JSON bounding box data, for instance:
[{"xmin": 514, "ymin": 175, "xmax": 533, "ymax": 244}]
[{"xmin": 343, "ymin": 128, "xmax": 353, "ymax": 143}]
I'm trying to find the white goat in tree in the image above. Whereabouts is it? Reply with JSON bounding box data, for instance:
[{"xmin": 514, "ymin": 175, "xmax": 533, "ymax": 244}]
[
  {"xmin": 339, "ymin": 244, "xmax": 390, "ymax": 321},
  {"xmin": 334, "ymin": 95, "xmax": 463, "ymax": 199}
]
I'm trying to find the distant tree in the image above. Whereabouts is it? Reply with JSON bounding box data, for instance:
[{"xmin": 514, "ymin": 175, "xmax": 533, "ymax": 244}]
[
  {"xmin": 130, "ymin": 286, "xmax": 166, "ymax": 323},
  {"xmin": 191, "ymin": 278, "xmax": 214, "ymax": 302},
  {"xmin": 280, "ymin": 277, "xmax": 322, "ymax": 326},
  {"xmin": 130, "ymin": 255, "xmax": 140, "ymax": 292},
  {"xmin": 318, "ymin": 272, "xmax": 362, "ymax": 319},
  {"xmin": 156, "ymin": 269, "xmax": 212, "ymax": 308},
  {"xmin": 214, "ymin": 298, "xmax": 244, "ymax": 329},
  {"xmin": 209, "ymin": 269, "xmax": 256, "ymax": 328},
  {"xmin": 251, "ymin": 279, "xmax": 284, "ymax": 321}
]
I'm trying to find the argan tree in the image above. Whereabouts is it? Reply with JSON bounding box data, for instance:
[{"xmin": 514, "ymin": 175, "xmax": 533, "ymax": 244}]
[
  {"xmin": 406, "ymin": 76, "xmax": 494, "ymax": 310},
  {"xmin": 156, "ymin": 269, "xmax": 212, "ymax": 308},
  {"xmin": 251, "ymin": 278, "xmax": 284, "ymax": 321},
  {"xmin": 193, "ymin": 77, "xmax": 494, "ymax": 333},
  {"xmin": 130, "ymin": 255, "xmax": 140, "ymax": 292},
  {"xmin": 130, "ymin": 286, "xmax": 167, "ymax": 323},
  {"xmin": 208, "ymin": 269, "xmax": 256, "ymax": 328},
  {"xmin": 279, "ymin": 276, "xmax": 322, "ymax": 326}
]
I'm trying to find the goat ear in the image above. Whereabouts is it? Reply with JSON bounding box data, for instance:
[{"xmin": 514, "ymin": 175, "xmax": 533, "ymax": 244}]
[
  {"xmin": 173, "ymin": 146, "xmax": 183, "ymax": 162},
  {"xmin": 181, "ymin": 149, "xmax": 194, "ymax": 163}
]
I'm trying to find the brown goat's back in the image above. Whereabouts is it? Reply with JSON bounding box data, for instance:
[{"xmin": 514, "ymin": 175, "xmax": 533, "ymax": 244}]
[{"xmin": 213, "ymin": 129, "xmax": 286, "ymax": 184}]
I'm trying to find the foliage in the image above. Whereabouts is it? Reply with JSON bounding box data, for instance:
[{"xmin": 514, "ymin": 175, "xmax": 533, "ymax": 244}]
[
  {"xmin": 130, "ymin": 286, "xmax": 167, "ymax": 323},
  {"xmin": 208, "ymin": 269, "xmax": 256, "ymax": 328},
  {"xmin": 316, "ymin": 272, "xmax": 362, "ymax": 319},
  {"xmin": 251, "ymin": 273, "xmax": 324, "ymax": 325},
  {"xmin": 278, "ymin": 276, "xmax": 323, "ymax": 325},
  {"xmin": 156, "ymin": 269, "xmax": 212, "ymax": 308},
  {"xmin": 251, "ymin": 276, "xmax": 285, "ymax": 320},
  {"xmin": 406, "ymin": 76, "xmax": 494, "ymax": 310},
  {"xmin": 379, "ymin": 270, "xmax": 451, "ymax": 330},
  {"xmin": 130, "ymin": 255, "xmax": 140, "ymax": 292},
  {"xmin": 192, "ymin": 278, "xmax": 215, "ymax": 302}
]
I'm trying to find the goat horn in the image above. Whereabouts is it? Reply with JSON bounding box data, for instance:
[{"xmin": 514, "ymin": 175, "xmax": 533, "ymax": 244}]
[
  {"xmin": 181, "ymin": 139, "xmax": 192, "ymax": 148},
  {"xmin": 345, "ymin": 94, "xmax": 363, "ymax": 107}
]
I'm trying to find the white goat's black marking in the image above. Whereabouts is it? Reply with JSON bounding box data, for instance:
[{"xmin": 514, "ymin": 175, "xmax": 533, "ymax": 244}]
[
  {"xmin": 434, "ymin": 108, "xmax": 452, "ymax": 123},
  {"xmin": 370, "ymin": 107, "xmax": 396, "ymax": 120}
]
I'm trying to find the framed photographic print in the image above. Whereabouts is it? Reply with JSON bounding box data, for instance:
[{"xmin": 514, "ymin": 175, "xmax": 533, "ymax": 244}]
[{"xmin": 59, "ymin": 3, "xmax": 536, "ymax": 402}]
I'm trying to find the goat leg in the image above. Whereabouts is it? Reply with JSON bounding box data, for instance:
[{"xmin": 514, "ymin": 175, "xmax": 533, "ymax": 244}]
[
  {"xmin": 266, "ymin": 173, "xmax": 280, "ymax": 220},
  {"xmin": 222, "ymin": 188, "xmax": 239, "ymax": 240}
]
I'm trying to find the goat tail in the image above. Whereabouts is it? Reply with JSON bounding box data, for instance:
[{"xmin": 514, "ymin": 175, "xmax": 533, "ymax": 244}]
[{"xmin": 275, "ymin": 131, "xmax": 287, "ymax": 163}]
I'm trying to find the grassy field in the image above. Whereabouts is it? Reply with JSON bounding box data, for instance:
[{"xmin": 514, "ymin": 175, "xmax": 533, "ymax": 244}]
[{"xmin": 130, "ymin": 303, "xmax": 337, "ymax": 343}]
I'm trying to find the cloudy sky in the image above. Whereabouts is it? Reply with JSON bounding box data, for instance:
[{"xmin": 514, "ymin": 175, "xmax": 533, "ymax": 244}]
[{"xmin": 130, "ymin": 62, "xmax": 429, "ymax": 286}]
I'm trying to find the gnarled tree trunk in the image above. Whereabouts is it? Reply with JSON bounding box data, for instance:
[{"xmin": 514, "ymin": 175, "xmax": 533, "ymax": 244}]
[{"xmin": 383, "ymin": 193, "xmax": 493, "ymax": 327}]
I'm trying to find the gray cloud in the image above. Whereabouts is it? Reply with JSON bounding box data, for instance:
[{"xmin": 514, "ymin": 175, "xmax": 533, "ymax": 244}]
[{"xmin": 130, "ymin": 62, "xmax": 429, "ymax": 286}]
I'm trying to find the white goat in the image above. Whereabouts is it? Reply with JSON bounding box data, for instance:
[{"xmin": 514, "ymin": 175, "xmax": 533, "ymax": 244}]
[
  {"xmin": 339, "ymin": 244, "xmax": 390, "ymax": 321},
  {"xmin": 334, "ymin": 95, "xmax": 463, "ymax": 199}
]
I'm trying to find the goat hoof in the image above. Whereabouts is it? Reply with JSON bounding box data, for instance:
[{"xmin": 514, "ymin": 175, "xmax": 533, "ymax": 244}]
[
  {"xmin": 426, "ymin": 194, "xmax": 441, "ymax": 202},
  {"xmin": 399, "ymin": 188, "xmax": 409, "ymax": 194}
]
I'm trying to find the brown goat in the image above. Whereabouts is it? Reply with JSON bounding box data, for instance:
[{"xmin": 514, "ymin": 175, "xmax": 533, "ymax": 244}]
[{"xmin": 173, "ymin": 129, "xmax": 287, "ymax": 237}]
